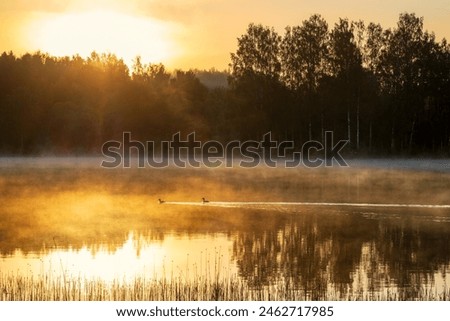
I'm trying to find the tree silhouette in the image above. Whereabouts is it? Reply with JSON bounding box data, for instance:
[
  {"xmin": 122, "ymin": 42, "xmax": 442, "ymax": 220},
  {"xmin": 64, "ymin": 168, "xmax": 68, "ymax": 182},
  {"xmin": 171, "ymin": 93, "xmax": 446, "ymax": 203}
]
[
  {"xmin": 0, "ymin": 13, "xmax": 448, "ymax": 155},
  {"xmin": 281, "ymin": 14, "xmax": 329, "ymax": 141}
]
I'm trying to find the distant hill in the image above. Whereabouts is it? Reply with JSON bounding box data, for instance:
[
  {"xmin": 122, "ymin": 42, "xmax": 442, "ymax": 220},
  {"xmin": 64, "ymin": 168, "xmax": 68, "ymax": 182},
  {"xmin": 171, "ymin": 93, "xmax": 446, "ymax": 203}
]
[{"xmin": 193, "ymin": 69, "xmax": 229, "ymax": 88}]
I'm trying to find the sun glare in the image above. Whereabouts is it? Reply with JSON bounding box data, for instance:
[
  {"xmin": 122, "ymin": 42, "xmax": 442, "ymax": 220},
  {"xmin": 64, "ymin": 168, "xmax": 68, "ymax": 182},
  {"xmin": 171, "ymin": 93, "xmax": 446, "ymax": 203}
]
[{"xmin": 29, "ymin": 10, "xmax": 177, "ymax": 66}]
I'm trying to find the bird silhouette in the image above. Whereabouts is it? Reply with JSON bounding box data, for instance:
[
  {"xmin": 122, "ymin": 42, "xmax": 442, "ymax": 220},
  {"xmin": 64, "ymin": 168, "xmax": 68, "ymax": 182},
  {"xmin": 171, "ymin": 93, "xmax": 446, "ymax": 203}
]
[
  {"xmin": 158, "ymin": 198, "xmax": 165, "ymax": 204},
  {"xmin": 202, "ymin": 197, "xmax": 209, "ymax": 203}
]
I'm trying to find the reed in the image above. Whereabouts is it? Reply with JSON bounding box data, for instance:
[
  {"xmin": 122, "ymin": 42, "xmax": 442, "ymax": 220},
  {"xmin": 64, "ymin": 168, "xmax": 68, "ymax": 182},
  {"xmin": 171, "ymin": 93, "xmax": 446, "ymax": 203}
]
[{"xmin": 1, "ymin": 272, "xmax": 448, "ymax": 301}]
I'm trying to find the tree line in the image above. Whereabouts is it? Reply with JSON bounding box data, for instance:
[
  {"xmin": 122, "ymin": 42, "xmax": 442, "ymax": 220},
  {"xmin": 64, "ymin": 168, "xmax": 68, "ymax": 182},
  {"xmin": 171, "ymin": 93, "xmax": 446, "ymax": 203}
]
[
  {"xmin": 228, "ymin": 13, "xmax": 450, "ymax": 154},
  {"xmin": 0, "ymin": 13, "xmax": 448, "ymax": 155}
]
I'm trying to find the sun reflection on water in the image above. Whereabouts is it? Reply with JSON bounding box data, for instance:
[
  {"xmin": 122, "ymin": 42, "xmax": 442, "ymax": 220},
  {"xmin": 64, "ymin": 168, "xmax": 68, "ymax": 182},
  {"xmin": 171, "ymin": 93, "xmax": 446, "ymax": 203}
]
[
  {"xmin": 1, "ymin": 233, "xmax": 236, "ymax": 283},
  {"xmin": 1, "ymin": 160, "xmax": 450, "ymax": 299}
]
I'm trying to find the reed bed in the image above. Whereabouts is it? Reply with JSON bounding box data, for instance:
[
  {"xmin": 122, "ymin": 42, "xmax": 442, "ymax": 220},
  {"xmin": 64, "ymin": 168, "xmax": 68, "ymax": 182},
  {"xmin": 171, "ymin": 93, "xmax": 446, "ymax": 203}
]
[{"xmin": 1, "ymin": 273, "xmax": 448, "ymax": 301}]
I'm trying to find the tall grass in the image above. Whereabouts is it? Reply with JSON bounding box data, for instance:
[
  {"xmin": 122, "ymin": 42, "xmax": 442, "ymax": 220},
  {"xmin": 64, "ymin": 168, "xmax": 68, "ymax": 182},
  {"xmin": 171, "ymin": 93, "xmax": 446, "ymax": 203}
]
[{"xmin": 1, "ymin": 273, "xmax": 448, "ymax": 301}]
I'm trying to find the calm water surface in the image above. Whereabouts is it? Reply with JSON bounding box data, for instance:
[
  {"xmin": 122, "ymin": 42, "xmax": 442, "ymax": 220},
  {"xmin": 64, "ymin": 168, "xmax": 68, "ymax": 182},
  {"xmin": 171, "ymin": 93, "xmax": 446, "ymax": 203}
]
[{"xmin": 1, "ymin": 158, "xmax": 449, "ymax": 299}]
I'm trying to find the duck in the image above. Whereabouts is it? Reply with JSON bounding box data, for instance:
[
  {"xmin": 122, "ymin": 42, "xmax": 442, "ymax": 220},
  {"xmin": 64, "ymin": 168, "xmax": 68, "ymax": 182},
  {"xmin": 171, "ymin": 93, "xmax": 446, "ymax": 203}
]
[
  {"xmin": 158, "ymin": 198, "xmax": 165, "ymax": 204},
  {"xmin": 202, "ymin": 197, "xmax": 209, "ymax": 204}
]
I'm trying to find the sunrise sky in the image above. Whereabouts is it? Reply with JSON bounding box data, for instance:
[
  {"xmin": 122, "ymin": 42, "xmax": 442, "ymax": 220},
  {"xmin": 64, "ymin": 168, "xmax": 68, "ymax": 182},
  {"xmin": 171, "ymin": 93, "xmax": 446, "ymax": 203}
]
[{"xmin": 1, "ymin": 0, "xmax": 449, "ymax": 70}]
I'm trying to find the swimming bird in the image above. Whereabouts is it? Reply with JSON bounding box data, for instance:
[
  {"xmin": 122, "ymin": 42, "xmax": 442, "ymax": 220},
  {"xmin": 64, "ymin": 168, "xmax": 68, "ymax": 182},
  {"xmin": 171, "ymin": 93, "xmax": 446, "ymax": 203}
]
[
  {"xmin": 158, "ymin": 198, "xmax": 165, "ymax": 204},
  {"xmin": 202, "ymin": 197, "xmax": 209, "ymax": 204}
]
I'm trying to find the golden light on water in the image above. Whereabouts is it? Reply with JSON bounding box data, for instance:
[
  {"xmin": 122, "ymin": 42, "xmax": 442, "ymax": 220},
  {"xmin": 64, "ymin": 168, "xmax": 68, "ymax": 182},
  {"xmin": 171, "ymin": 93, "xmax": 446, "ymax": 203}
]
[
  {"xmin": 1, "ymin": 162, "xmax": 450, "ymax": 300},
  {"xmin": 1, "ymin": 233, "xmax": 235, "ymax": 283},
  {"xmin": 27, "ymin": 10, "xmax": 179, "ymax": 66}
]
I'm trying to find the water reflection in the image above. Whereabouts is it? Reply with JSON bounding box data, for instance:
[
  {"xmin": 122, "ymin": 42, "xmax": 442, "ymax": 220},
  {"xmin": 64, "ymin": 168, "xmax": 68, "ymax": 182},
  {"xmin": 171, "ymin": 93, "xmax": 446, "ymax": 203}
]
[
  {"xmin": 232, "ymin": 208, "xmax": 450, "ymax": 298},
  {"xmin": 1, "ymin": 204, "xmax": 449, "ymax": 299},
  {"xmin": 0, "ymin": 161, "xmax": 449, "ymax": 299},
  {"xmin": 1, "ymin": 233, "xmax": 234, "ymax": 283}
]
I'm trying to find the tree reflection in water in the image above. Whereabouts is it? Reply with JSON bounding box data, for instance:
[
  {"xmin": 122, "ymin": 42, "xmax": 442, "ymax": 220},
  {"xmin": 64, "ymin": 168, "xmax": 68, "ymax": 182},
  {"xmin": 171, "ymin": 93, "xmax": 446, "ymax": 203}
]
[{"xmin": 231, "ymin": 207, "xmax": 450, "ymax": 299}]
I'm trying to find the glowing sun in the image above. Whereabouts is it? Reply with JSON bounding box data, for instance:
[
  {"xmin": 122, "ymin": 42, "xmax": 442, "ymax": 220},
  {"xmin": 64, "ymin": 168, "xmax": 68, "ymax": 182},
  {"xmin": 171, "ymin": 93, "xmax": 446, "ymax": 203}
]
[{"xmin": 29, "ymin": 10, "xmax": 177, "ymax": 65}]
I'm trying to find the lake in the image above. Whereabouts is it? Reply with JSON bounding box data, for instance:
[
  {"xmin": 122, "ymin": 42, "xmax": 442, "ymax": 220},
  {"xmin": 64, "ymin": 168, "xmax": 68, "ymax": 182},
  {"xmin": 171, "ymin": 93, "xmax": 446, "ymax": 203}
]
[{"xmin": 1, "ymin": 157, "xmax": 449, "ymax": 300}]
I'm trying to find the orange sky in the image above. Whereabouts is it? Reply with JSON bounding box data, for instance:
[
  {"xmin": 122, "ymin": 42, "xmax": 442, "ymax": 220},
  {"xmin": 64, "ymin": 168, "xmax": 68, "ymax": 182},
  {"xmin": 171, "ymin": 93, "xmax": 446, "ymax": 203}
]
[{"xmin": 1, "ymin": 0, "xmax": 449, "ymax": 70}]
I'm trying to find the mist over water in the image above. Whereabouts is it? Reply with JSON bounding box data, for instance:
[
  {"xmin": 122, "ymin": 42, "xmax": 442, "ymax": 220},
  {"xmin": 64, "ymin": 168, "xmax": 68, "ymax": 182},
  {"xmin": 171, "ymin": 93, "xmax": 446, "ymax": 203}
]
[{"xmin": 0, "ymin": 157, "xmax": 449, "ymax": 299}]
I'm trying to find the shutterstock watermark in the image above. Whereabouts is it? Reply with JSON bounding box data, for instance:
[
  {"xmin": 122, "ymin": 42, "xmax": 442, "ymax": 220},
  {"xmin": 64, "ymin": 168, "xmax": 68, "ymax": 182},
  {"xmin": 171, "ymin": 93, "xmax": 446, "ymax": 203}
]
[{"xmin": 101, "ymin": 131, "xmax": 349, "ymax": 168}]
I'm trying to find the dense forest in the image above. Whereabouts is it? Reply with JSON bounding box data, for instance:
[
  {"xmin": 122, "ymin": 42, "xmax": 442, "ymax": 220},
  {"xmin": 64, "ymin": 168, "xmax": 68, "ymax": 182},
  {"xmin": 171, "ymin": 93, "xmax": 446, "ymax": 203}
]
[{"xmin": 0, "ymin": 13, "xmax": 449, "ymax": 155}]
